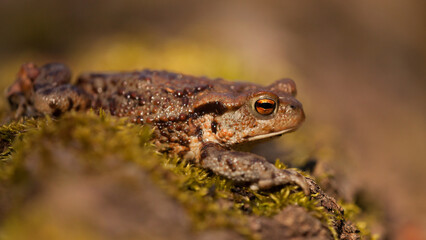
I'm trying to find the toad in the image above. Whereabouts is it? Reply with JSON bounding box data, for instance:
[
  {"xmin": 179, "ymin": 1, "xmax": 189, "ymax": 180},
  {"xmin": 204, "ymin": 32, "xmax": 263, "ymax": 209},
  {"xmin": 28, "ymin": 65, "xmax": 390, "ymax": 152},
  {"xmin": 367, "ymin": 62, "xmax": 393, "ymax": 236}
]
[{"xmin": 7, "ymin": 62, "xmax": 309, "ymax": 194}]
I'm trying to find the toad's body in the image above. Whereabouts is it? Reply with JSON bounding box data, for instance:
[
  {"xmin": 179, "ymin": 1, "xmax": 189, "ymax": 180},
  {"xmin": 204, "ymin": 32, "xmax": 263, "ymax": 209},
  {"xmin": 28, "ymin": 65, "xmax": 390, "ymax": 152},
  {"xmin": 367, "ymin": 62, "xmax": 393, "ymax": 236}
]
[{"xmin": 7, "ymin": 63, "xmax": 309, "ymax": 193}]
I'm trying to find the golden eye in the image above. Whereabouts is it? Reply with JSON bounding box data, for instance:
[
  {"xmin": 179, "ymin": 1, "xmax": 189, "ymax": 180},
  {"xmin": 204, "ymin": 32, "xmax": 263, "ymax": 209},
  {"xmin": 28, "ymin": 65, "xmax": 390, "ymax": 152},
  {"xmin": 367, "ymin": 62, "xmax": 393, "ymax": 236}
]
[{"xmin": 255, "ymin": 98, "xmax": 276, "ymax": 115}]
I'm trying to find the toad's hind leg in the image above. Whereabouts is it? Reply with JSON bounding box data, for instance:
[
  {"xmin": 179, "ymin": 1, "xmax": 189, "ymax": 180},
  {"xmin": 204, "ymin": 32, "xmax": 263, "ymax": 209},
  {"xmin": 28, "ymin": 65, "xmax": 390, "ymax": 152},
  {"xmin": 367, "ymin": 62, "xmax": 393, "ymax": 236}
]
[
  {"xmin": 8, "ymin": 63, "xmax": 92, "ymax": 118},
  {"xmin": 200, "ymin": 143, "xmax": 310, "ymax": 195}
]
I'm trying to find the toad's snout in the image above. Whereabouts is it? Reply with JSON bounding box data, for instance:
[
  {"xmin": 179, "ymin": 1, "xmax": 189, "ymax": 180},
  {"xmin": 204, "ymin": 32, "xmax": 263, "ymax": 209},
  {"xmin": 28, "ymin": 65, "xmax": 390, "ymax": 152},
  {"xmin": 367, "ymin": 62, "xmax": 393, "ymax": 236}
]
[{"xmin": 281, "ymin": 97, "xmax": 305, "ymax": 124}]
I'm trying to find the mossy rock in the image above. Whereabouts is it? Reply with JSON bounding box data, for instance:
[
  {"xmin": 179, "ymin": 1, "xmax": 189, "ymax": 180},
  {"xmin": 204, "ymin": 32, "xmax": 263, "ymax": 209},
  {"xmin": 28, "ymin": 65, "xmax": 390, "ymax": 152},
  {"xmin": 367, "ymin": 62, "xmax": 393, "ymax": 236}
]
[{"xmin": 0, "ymin": 112, "xmax": 374, "ymax": 240}]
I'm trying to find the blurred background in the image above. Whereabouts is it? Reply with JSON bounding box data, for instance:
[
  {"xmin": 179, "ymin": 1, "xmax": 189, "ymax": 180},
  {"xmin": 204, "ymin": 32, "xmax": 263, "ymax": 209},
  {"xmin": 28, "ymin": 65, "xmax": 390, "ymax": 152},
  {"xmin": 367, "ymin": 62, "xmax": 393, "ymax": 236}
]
[{"xmin": 0, "ymin": 0, "xmax": 425, "ymax": 239}]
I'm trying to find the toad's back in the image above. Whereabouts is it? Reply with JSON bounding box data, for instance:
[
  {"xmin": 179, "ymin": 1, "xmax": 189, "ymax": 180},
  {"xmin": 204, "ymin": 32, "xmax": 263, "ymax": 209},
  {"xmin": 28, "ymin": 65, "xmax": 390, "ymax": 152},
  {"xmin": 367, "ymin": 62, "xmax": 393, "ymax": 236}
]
[{"xmin": 76, "ymin": 70, "xmax": 259, "ymax": 125}]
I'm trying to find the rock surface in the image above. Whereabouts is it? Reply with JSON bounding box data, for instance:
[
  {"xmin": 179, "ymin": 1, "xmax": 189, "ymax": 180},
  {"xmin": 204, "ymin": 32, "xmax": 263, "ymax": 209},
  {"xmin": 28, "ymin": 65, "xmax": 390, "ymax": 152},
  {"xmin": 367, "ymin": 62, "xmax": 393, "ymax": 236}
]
[{"xmin": 0, "ymin": 113, "xmax": 368, "ymax": 239}]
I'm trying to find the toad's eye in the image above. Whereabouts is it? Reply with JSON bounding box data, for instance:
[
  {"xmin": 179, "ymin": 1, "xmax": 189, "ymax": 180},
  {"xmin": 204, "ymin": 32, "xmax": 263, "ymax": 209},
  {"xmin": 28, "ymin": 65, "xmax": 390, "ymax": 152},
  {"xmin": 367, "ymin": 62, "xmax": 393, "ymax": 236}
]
[{"xmin": 255, "ymin": 98, "xmax": 276, "ymax": 115}]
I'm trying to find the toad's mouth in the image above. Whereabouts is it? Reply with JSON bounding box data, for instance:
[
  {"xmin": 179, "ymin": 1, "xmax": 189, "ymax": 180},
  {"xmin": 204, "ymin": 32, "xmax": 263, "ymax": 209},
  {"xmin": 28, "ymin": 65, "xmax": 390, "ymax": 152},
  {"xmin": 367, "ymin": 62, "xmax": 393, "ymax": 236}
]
[{"xmin": 245, "ymin": 128, "xmax": 296, "ymax": 142}]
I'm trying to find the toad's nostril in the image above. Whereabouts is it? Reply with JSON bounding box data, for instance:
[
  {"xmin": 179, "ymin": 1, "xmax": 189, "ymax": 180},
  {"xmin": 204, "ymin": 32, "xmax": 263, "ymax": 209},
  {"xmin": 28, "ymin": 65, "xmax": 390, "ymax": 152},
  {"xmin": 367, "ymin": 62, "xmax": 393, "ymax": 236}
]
[{"xmin": 289, "ymin": 104, "xmax": 296, "ymax": 110}]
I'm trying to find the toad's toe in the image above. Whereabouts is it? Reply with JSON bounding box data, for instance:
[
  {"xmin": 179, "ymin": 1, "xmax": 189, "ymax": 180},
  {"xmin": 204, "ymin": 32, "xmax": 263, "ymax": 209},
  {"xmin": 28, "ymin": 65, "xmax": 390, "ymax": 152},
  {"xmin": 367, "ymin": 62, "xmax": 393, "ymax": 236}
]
[{"xmin": 257, "ymin": 169, "xmax": 310, "ymax": 195}]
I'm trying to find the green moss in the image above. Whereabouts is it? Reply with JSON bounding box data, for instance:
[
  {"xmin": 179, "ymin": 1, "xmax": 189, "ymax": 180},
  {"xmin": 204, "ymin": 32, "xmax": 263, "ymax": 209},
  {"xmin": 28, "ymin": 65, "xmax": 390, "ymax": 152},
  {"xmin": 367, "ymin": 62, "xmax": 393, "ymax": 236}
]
[
  {"xmin": 2, "ymin": 211, "xmax": 102, "ymax": 240},
  {"xmin": 0, "ymin": 119, "xmax": 41, "ymax": 181},
  {"xmin": 0, "ymin": 112, "xmax": 374, "ymax": 239},
  {"xmin": 339, "ymin": 201, "xmax": 380, "ymax": 240}
]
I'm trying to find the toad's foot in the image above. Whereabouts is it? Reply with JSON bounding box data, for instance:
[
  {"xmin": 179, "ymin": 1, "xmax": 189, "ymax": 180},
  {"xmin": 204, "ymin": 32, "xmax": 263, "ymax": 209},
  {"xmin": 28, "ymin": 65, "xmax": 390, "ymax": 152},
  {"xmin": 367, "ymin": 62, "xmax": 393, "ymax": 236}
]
[
  {"xmin": 7, "ymin": 63, "xmax": 41, "ymax": 118},
  {"xmin": 7, "ymin": 63, "xmax": 92, "ymax": 118},
  {"xmin": 200, "ymin": 143, "xmax": 310, "ymax": 195}
]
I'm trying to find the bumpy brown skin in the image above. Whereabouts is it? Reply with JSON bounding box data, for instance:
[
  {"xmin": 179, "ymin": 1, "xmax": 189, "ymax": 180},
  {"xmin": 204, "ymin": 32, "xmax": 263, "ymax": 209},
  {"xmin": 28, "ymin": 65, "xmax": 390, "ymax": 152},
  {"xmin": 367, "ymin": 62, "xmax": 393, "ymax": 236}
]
[{"xmin": 7, "ymin": 63, "xmax": 309, "ymax": 194}]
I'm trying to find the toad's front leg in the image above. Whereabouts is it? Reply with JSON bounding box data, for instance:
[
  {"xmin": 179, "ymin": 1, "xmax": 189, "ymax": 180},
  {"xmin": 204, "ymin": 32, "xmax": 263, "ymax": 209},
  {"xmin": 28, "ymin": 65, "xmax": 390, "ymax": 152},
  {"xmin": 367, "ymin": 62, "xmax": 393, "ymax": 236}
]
[{"xmin": 199, "ymin": 143, "xmax": 310, "ymax": 195}]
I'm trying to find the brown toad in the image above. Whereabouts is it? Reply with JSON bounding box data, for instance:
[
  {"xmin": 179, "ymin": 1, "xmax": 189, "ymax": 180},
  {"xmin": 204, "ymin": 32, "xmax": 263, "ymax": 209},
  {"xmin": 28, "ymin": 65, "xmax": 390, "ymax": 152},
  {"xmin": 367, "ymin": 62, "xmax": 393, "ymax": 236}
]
[{"xmin": 7, "ymin": 62, "xmax": 309, "ymax": 194}]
